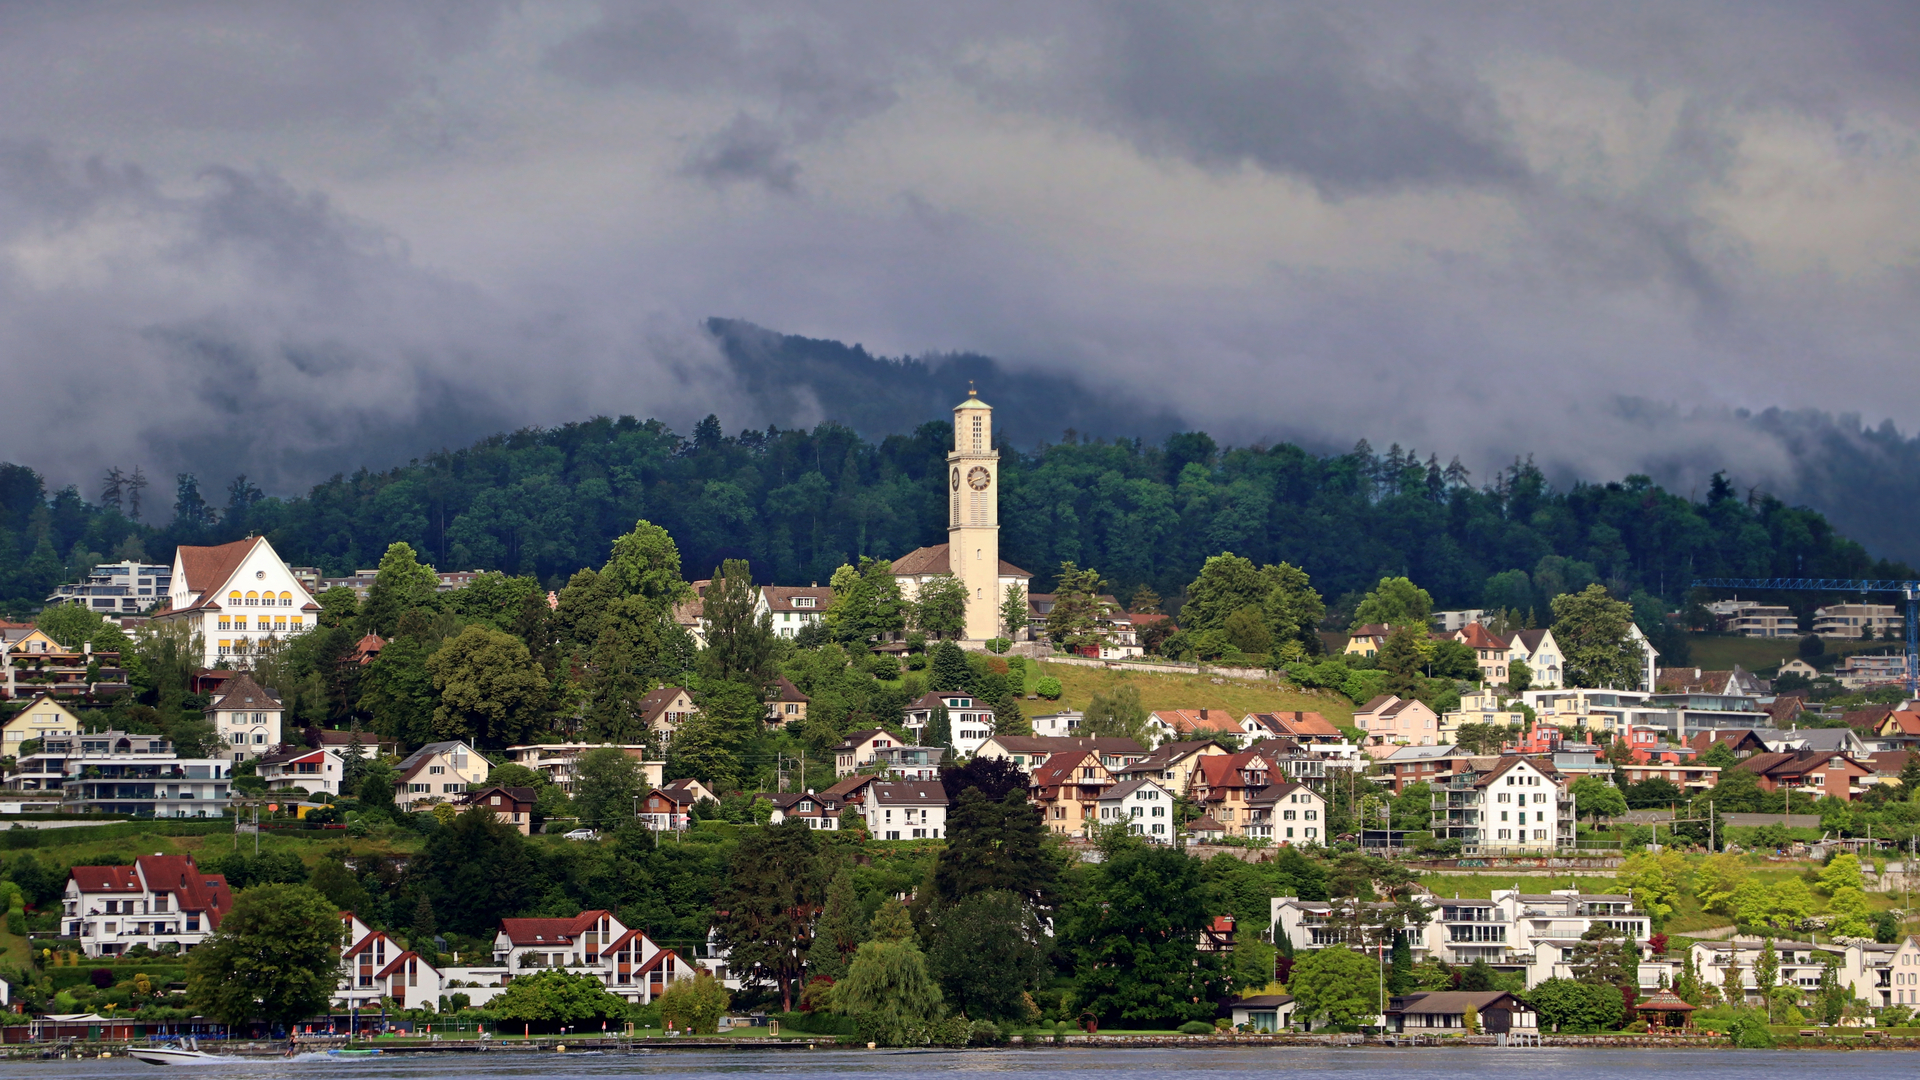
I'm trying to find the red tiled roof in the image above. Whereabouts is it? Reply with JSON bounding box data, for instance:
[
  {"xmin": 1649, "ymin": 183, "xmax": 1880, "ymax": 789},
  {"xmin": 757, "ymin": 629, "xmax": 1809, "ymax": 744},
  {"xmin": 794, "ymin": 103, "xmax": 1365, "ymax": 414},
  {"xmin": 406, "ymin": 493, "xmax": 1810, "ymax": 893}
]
[
  {"xmin": 70, "ymin": 866, "xmax": 139, "ymax": 892},
  {"xmin": 1455, "ymin": 623, "xmax": 1508, "ymax": 649},
  {"xmin": 499, "ymin": 911, "xmax": 608, "ymax": 946}
]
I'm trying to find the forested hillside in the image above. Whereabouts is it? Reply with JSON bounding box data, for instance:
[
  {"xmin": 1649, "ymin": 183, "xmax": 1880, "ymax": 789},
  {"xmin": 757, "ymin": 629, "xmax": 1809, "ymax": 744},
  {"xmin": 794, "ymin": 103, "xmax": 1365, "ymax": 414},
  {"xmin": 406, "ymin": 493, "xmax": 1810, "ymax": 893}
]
[{"xmin": 1, "ymin": 412, "xmax": 1909, "ymax": 625}]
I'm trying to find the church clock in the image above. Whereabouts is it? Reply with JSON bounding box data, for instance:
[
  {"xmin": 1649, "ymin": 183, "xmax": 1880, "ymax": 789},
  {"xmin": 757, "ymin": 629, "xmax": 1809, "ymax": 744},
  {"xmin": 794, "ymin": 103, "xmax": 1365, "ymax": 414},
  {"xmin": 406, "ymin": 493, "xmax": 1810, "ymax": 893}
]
[{"xmin": 967, "ymin": 466, "xmax": 991, "ymax": 491}]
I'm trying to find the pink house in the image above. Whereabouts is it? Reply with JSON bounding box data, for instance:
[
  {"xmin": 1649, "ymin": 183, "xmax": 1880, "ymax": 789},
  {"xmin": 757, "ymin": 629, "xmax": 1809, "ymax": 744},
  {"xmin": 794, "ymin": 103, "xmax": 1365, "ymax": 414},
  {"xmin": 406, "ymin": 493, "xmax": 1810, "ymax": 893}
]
[{"xmin": 1354, "ymin": 694, "xmax": 1440, "ymax": 757}]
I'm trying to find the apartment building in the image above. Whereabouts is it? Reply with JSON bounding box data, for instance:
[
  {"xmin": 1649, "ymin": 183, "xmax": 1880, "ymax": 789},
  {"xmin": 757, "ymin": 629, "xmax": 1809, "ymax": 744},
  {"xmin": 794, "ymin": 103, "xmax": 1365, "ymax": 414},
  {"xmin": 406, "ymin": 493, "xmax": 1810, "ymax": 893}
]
[{"xmin": 1429, "ymin": 756, "xmax": 1574, "ymax": 853}]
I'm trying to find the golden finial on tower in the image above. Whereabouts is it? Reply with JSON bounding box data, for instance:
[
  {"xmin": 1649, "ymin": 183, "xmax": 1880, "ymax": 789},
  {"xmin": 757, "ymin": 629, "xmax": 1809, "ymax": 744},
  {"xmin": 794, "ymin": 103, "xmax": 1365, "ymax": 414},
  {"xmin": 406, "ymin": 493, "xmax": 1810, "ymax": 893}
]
[{"xmin": 968, "ymin": 381, "xmax": 978, "ymax": 397}]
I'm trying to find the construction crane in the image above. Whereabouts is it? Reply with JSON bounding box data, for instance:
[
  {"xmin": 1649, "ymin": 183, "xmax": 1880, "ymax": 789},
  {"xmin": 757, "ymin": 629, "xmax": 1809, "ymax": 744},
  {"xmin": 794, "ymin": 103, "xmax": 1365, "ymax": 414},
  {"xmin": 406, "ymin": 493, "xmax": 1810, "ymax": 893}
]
[{"xmin": 1689, "ymin": 577, "xmax": 1920, "ymax": 695}]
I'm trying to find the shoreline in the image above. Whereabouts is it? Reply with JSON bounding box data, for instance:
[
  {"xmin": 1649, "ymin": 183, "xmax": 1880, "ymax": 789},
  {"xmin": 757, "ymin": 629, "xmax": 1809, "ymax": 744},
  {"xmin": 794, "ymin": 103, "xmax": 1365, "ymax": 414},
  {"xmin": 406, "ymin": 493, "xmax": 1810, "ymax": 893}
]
[{"xmin": 8, "ymin": 1032, "xmax": 1915, "ymax": 1059}]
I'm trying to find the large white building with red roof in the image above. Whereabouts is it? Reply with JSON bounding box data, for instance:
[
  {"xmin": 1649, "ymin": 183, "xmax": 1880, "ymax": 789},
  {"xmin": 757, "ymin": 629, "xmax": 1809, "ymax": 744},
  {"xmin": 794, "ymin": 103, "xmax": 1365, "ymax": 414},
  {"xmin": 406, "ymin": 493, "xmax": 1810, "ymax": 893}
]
[
  {"xmin": 152, "ymin": 537, "xmax": 320, "ymax": 666},
  {"xmin": 62, "ymin": 854, "xmax": 232, "ymax": 957}
]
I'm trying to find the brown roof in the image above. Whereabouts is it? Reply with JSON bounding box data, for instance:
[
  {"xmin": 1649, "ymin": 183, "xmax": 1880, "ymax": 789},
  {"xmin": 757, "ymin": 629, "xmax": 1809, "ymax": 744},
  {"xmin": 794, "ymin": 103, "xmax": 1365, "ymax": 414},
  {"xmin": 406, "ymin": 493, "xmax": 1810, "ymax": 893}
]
[
  {"xmin": 1029, "ymin": 751, "xmax": 1095, "ymax": 793},
  {"xmin": 462, "ymin": 785, "xmax": 538, "ymax": 806},
  {"xmin": 1187, "ymin": 815, "xmax": 1226, "ymax": 833},
  {"xmin": 155, "ymin": 538, "xmax": 259, "ymax": 615},
  {"xmin": 1511, "ymin": 628, "xmax": 1550, "ymax": 652},
  {"xmin": 208, "ymin": 673, "xmax": 280, "ymax": 713},
  {"xmin": 868, "ymin": 780, "xmax": 948, "ymax": 806},
  {"xmin": 1880, "ymin": 711, "xmax": 1920, "ymax": 737},
  {"xmin": 767, "ymin": 675, "xmax": 810, "ymax": 703},
  {"xmin": 833, "ymin": 728, "xmax": 892, "ymax": 751},
  {"xmin": 820, "ymin": 774, "xmax": 880, "ymax": 801},
  {"xmin": 986, "ymin": 735, "xmax": 1146, "ymax": 755},
  {"xmin": 761, "ymin": 585, "xmax": 835, "ymax": 610},
  {"xmin": 1151, "ymin": 709, "xmax": 1241, "ymax": 735},
  {"xmin": 1869, "ymin": 751, "xmax": 1915, "ymax": 776},
  {"xmin": 1655, "ymin": 668, "xmax": 1733, "ymax": 693},
  {"xmin": 1350, "ymin": 624, "xmax": 1391, "ymax": 639},
  {"xmin": 70, "ymin": 865, "xmax": 140, "ymax": 893},
  {"xmin": 1389, "ymin": 990, "xmax": 1524, "ymax": 1016},
  {"xmin": 1735, "ymin": 751, "xmax": 1872, "ymax": 778},
  {"xmin": 890, "ymin": 543, "xmax": 1031, "ymax": 579},
  {"xmin": 638, "ymin": 686, "xmax": 693, "ymax": 725},
  {"xmin": 499, "ymin": 912, "xmax": 608, "ymax": 946},
  {"xmin": 1250, "ymin": 710, "xmax": 1342, "ymax": 738},
  {"xmin": 1843, "ymin": 705, "xmax": 1899, "ymax": 732},
  {"xmin": 1455, "ymin": 623, "xmax": 1508, "ymax": 649}
]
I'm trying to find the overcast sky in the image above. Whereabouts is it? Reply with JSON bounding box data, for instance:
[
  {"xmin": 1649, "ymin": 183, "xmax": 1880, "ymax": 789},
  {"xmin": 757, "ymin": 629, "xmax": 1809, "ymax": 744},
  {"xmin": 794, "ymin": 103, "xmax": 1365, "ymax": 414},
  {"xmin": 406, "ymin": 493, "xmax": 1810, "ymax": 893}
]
[{"xmin": 2, "ymin": 1, "xmax": 1918, "ymax": 498}]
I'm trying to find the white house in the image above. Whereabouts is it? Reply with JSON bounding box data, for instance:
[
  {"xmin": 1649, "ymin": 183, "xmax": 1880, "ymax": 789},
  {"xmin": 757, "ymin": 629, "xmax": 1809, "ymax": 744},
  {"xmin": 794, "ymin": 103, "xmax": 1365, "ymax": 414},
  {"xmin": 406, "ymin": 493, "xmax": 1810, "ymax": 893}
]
[
  {"xmin": 256, "ymin": 745, "xmax": 344, "ymax": 796},
  {"xmin": 863, "ymin": 781, "xmax": 948, "ymax": 840},
  {"xmin": 1096, "ymin": 778, "xmax": 1177, "ymax": 842},
  {"xmin": 62, "ymin": 854, "xmax": 232, "ymax": 957},
  {"xmin": 833, "ymin": 728, "xmax": 907, "ymax": 777},
  {"xmin": 207, "ymin": 673, "xmax": 283, "ymax": 762},
  {"xmin": 1507, "ymin": 629, "xmax": 1563, "ymax": 689},
  {"xmin": 1245, "ymin": 781, "xmax": 1327, "ymax": 845},
  {"xmin": 1430, "ymin": 755, "xmax": 1573, "ymax": 853},
  {"xmin": 902, "ymin": 692, "xmax": 997, "ymax": 756},
  {"xmin": 1230, "ymin": 994, "xmax": 1296, "ymax": 1032},
  {"xmin": 756, "ymin": 585, "xmax": 834, "ymax": 640},
  {"xmin": 151, "ymin": 536, "xmax": 319, "ymax": 667},
  {"xmin": 393, "ymin": 740, "xmax": 488, "ymax": 811}
]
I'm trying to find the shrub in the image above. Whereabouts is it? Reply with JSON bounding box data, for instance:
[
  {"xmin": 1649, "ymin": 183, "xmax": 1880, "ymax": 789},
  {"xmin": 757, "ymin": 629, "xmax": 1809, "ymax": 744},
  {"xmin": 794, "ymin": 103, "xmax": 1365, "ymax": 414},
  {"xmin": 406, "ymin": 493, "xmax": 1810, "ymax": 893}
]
[
  {"xmin": 1177, "ymin": 1020, "xmax": 1214, "ymax": 1035},
  {"xmin": 968, "ymin": 1019, "xmax": 1006, "ymax": 1046},
  {"xmin": 89, "ymin": 968, "xmax": 115, "ymax": 989},
  {"xmin": 1034, "ymin": 678, "xmax": 1062, "ymax": 700}
]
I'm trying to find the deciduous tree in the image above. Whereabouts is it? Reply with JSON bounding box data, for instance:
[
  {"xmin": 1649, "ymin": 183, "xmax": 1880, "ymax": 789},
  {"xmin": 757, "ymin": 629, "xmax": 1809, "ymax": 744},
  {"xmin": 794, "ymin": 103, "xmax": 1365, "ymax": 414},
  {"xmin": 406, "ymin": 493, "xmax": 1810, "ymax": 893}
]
[
  {"xmin": 914, "ymin": 574, "xmax": 969, "ymax": 641},
  {"xmin": 427, "ymin": 625, "xmax": 549, "ymax": 748},
  {"xmin": 1551, "ymin": 584, "xmax": 1642, "ymax": 689},
  {"xmin": 186, "ymin": 883, "xmax": 339, "ymax": 1027}
]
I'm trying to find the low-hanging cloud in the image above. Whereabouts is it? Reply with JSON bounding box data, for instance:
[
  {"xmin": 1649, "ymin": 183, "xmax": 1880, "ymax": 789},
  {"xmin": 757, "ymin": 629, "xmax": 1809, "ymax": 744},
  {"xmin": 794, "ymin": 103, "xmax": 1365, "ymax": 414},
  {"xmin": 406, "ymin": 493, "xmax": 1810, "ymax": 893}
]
[{"xmin": 0, "ymin": 1, "xmax": 1918, "ymax": 561}]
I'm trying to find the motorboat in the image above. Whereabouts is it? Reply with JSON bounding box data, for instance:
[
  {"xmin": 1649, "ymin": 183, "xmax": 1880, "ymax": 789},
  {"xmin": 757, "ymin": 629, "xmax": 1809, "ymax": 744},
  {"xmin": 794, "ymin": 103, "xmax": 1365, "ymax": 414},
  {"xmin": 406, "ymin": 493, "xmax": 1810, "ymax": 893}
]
[{"xmin": 128, "ymin": 1037, "xmax": 222, "ymax": 1066}]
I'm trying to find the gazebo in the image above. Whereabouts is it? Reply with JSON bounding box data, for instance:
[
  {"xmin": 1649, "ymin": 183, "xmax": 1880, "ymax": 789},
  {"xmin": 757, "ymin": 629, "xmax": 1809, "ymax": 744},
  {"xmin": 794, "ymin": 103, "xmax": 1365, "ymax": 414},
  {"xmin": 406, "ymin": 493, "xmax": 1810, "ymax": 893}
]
[{"xmin": 1635, "ymin": 988, "xmax": 1697, "ymax": 1031}]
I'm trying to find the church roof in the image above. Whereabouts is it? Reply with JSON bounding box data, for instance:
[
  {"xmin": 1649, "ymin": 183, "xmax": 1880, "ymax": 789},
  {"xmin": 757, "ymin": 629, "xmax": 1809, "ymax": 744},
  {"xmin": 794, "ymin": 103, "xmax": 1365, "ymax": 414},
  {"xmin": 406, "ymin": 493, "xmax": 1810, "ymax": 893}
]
[
  {"xmin": 954, "ymin": 395, "xmax": 991, "ymax": 410},
  {"xmin": 891, "ymin": 544, "xmax": 1030, "ymax": 579}
]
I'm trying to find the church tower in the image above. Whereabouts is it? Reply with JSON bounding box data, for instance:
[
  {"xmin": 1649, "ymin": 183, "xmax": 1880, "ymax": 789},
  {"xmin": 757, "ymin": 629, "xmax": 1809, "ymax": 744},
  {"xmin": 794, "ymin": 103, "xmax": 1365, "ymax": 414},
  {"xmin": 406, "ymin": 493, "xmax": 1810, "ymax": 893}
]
[{"xmin": 949, "ymin": 388, "xmax": 1001, "ymax": 641}]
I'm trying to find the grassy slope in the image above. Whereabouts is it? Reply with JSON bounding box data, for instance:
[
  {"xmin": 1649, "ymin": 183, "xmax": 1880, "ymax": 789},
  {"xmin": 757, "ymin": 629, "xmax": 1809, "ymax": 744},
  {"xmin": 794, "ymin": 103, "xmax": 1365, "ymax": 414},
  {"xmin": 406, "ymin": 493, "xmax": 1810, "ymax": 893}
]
[
  {"xmin": 1685, "ymin": 633, "xmax": 1890, "ymax": 676},
  {"xmin": 1031, "ymin": 661, "xmax": 1356, "ymax": 729}
]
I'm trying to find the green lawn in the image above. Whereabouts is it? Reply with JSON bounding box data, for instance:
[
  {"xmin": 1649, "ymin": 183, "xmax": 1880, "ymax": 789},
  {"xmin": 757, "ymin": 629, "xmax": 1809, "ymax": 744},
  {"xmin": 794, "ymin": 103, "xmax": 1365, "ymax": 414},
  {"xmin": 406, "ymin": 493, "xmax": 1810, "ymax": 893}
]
[
  {"xmin": 1031, "ymin": 660, "xmax": 1354, "ymax": 728},
  {"xmin": 1685, "ymin": 633, "xmax": 1889, "ymax": 677}
]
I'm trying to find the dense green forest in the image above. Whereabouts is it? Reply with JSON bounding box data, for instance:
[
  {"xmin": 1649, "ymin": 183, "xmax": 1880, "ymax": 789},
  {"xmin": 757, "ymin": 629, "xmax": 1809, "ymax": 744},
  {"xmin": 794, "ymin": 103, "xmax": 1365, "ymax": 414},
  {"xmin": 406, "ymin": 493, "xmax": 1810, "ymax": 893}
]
[{"xmin": 1, "ymin": 415, "xmax": 1910, "ymax": 623}]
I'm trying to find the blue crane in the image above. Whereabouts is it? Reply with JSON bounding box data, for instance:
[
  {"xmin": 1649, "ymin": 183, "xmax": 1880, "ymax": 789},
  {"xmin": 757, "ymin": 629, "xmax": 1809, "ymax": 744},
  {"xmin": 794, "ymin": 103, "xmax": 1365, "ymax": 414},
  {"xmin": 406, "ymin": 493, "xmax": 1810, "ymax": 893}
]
[{"xmin": 1689, "ymin": 577, "xmax": 1919, "ymax": 694}]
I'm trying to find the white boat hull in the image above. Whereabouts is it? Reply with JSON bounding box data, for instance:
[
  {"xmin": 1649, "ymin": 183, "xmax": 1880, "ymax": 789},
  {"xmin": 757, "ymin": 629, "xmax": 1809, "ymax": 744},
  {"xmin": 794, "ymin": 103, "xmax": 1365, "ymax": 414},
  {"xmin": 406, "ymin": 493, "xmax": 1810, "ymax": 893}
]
[{"xmin": 128, "ymin": 1048, "xmax": 221, "ymax": 1066}]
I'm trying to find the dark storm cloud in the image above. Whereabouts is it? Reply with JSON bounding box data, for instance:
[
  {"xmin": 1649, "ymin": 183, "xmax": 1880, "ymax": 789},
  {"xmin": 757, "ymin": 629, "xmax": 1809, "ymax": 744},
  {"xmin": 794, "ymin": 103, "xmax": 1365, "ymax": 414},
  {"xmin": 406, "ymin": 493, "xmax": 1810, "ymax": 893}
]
[
  {"xmin": 0, "ymin": 0, "xmax": 1917, "ymax": 561},
  {"xmin": 1078, "ymin": 2, "xmax": 1528, "ymax": 196}
]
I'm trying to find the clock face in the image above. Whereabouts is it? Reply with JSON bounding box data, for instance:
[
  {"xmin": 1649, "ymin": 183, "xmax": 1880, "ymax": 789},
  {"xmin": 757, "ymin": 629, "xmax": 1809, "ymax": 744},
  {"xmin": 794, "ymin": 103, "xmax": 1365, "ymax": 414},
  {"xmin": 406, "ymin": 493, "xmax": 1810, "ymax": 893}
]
[
  {"xmin": 967, "ymin": 466, "xmax": 991, "ymax": 491},
  {"xmin": 951, "ymin": 468, "xmax": 960, "ymax": 491}
]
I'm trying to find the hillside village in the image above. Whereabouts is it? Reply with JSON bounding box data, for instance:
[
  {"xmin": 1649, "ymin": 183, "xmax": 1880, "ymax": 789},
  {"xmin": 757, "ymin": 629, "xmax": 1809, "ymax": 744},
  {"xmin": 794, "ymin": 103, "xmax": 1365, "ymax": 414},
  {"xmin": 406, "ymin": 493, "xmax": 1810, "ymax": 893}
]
[{"xmin": 3, "ymin": 394, "xmax": 1920, "ymax": 1045}]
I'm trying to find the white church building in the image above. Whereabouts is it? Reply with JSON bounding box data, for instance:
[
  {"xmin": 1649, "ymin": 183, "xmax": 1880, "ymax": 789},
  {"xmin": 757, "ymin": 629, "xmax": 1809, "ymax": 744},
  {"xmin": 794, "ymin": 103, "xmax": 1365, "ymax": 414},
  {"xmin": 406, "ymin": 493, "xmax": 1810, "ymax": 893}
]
[
  {"xmin": 892, "ymin": 389, "xmax": 1032, "ymax": 643},
  {"xmin": 151, "ymin": 537, "xmax": 320, "ymax": 666}
]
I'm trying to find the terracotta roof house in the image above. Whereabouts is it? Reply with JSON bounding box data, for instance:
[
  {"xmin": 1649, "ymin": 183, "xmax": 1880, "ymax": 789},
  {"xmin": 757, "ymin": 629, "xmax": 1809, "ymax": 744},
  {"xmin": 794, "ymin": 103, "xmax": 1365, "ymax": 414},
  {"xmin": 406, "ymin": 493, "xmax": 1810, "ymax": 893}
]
[
  {"xmin": 758, "ymin": 585, "xmax": 835, "ymax": 641},
  {"xmin": 1029, "ymin": 751, "xmax": 1116, "ymax": 836},
  {"xmin": 256, "ymin": 744, "xmax": 345, "ymax": 797},
  {"xmin": 638, "ymin": 779, "xmax": 715, "ymax": 831},
  {"xmin": 63, "ymin": 854, "xmax": 232, "ymax": 957},
  {"xmin": 350, "ymin": 633, "xmax": 386, "ymax": 666},
  {"xmin": 1452, "ymin": 623, "xmax": 1511, "ymax": 683},
  {"xmin": 149, "ymin": 536, "xmax": 320, "ymax": 666},
  {"xmin": 1147, "ymin": 708, "xmax": 1243, "ymax": 741},
  {"xmin": 1244, "ymin": 710, "xmax": 1343, "ymax": 743},
  {"xmin": 1733, "ymin": 751, "xmax": 1874, "ymax": 802}
]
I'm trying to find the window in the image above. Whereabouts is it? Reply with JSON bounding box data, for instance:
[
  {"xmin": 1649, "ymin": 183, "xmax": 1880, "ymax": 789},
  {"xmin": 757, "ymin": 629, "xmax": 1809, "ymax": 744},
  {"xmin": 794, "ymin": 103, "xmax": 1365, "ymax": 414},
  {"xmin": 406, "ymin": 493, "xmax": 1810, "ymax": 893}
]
[{"xmin": 429, "ymin": 766, "xmax": 445, "ymax": 775}]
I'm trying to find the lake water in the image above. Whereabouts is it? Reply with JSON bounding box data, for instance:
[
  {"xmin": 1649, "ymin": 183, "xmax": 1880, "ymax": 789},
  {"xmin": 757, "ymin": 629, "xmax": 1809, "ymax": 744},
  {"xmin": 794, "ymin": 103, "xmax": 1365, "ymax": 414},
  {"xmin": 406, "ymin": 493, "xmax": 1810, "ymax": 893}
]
[{"xmin": 18, "ymin": 1047, "xmax": 1914, "ymax": 1080}]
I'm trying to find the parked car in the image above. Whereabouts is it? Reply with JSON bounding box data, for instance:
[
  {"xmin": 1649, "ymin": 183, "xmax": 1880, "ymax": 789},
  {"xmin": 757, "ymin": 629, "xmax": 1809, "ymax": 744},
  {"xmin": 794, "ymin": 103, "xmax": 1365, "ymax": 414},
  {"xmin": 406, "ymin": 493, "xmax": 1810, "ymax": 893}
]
[{"xmin": 563, "ymin": 828, "xmax": 598, "ymax": 841}]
